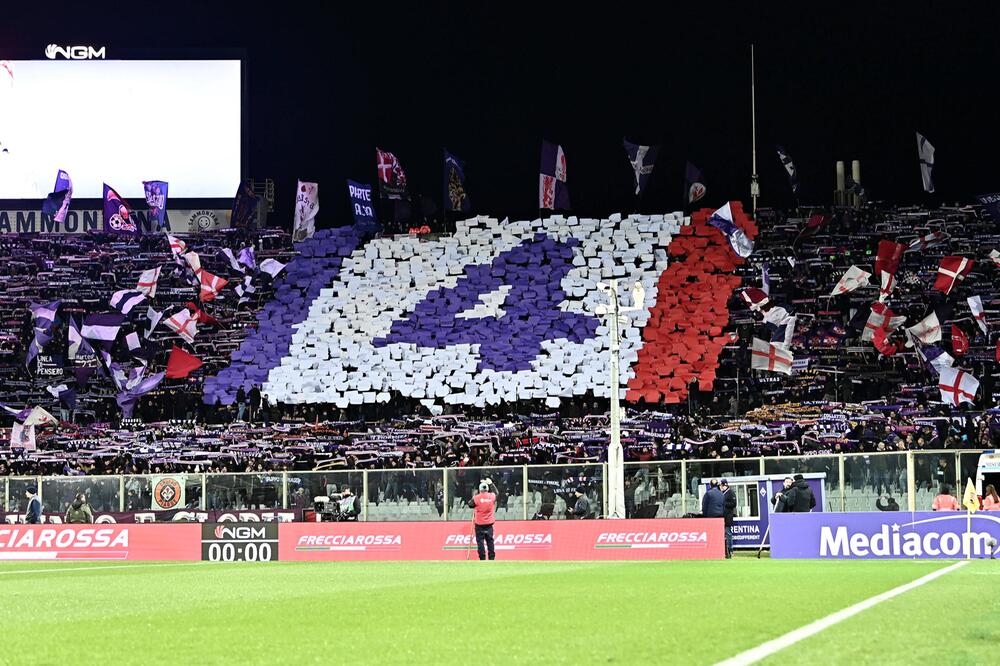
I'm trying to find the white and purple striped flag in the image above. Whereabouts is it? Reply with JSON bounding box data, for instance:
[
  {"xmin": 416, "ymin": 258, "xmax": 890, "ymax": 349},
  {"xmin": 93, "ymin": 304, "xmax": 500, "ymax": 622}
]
[
  {"xmin": 110, "ymin": 289, "xmax": 147, "ymax": 315},
  {"xmin": 81, "ymin": 312, "xmax": 125, "ymax": 349}
]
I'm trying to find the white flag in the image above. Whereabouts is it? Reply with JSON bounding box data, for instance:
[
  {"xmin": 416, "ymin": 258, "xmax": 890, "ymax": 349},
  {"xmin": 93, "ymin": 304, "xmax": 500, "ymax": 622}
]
[
  {"xmin": 145, "ymin": 307, "xmax": 163, "ymax": 339},
  {"xmin": 967, "ymin": 296, "xmax": 987, "ymax": 335},
  {"xmin": 990, "ymin": 249, "xmax": 1000, "ymax": 269},
  {"xmin": 164, "ymin": 309, "xmax": 198, "ymax": 344},
  {"xmin": 937, "ymin": 367, "xmax": 978, "ymax": 406},
  {"xmin": 750, "ymin": 337, "xmax": 793, "ymax": 375},
  {"xmin": 293, "ymin": 181, "xmax": 319, "ymax": 242},
  {"xmin": 906, "ymin": 311, "xmax": 942, "ymax": 345},
  {"xmin": 917, "ymin": 132, "xmax": 935, "ymax": 193},
  {"xmin": 878, "ymin": 270, "xmax": 895, "ymax": 303},
  {"xmin": 862, "ymin": 303, "xmax": 905, "ymax": 342},
  {"xmin": 830, "ymin": 266, "xmax": 871, "ymax": 296},
  {"xmin": 167, "ymin": 234, "xmax": 187, "ymax": 256},
  {"xmin": 259, "ymin": 258, "xmax": 286, "ymax": 278},
  {"xmin": 125, "ymin": 331, "xmax": 141, "ymax": 351},
  {"xmin": 136, "ymin": 267, "xmax": 161, "ymax": 298}
]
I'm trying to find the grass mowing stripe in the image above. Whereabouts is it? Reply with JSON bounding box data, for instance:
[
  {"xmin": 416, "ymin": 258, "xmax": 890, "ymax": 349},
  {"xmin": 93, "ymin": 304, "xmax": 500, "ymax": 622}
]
[
  {"xmin": 0, "ymin": 561, "xmax": 212, "ymax": 576},
  {"xmin": 714, "ymin": 560, "xmax": 968, "ymax": 666}
]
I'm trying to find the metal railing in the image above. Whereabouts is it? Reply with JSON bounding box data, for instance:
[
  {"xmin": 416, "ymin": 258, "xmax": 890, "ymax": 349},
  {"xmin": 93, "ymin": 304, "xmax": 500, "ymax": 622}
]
[{"xmin": 2, "ymin": 449, "xmax": 988, "ymax": 520}]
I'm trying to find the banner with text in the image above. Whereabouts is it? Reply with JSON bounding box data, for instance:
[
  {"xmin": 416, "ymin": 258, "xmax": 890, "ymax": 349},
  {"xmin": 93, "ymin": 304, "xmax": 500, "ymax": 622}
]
[
  {"xmin": 0, "ymin": 208, "xmax": 232, "ymax": 234},
  {"xmin": 280, "ymin": 518, "xmax": 724, "ymax": 561},
  {"xmin": 771, "ymin": 511, "xmax": 1000, "ymax": 559},
  {"xmin": 0, "ymin": 524, "xmax": 200, "ymax": 560}
]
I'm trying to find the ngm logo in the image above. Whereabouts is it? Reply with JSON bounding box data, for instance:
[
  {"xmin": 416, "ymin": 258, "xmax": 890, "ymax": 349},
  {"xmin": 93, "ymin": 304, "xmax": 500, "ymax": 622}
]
[
  {"xmin": 45, "ymin": 45, "xmax": 106, "ymax": 60},
  {"xmin": 214, "ymin": 525, "xmax": 267, "ymax": 540}
]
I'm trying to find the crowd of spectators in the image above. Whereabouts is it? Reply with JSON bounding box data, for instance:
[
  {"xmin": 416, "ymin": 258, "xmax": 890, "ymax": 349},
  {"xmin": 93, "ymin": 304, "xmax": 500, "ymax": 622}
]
[{"xmin": 2, "ymin": 201, "xmax": 1000, "ymax": 484}]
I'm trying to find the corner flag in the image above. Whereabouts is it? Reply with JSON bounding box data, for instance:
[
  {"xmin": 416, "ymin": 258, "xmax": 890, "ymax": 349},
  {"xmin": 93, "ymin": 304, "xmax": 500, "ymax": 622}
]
[{"xmin": 963, "ymin": 478, "xmax": 979, "ymax": 513}]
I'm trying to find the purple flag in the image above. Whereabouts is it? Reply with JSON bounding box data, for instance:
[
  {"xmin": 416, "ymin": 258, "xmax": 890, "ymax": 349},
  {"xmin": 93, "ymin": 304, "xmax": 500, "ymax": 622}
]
[{"xmin": 103, "ymin": 184, "xmax": 138, "ymax": 234}]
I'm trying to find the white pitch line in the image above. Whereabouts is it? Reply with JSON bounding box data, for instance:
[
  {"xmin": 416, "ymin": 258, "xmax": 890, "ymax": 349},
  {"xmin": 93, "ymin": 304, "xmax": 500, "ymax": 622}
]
[
  {"xmin": 0, "ymin": 561, "xmax": 211, "ymax": 576},
  {"xmin": 715, "ymin": 560, "xmax": 969, "ymax": 666}
]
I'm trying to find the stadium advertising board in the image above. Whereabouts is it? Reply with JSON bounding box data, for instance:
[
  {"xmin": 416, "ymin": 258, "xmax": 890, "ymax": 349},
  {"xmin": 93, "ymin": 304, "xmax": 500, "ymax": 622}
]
[
  {"xmin": 771, "ymin": 512, "xmax": 1000, "ymax": 559},
  {"xmin": 0, "ymin": 524, "xmax": 200, "ymax": 560},
  {"xmin": 280, "ymin": 519, "xmax": 724, "ymax": 561}
]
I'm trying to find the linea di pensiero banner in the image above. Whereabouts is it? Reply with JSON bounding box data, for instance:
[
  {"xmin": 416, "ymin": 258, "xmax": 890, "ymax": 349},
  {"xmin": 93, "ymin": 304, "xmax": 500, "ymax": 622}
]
[{"xmin": 770, "ymin": 511, "xmax": 1000, "ymax": 559}]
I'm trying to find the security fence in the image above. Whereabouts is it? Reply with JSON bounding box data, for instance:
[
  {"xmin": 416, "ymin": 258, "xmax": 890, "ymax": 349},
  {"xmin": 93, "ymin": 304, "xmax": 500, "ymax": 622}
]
[{"xmin": 1, "ymin": 449, "xmax": 988, "ymax": 520}]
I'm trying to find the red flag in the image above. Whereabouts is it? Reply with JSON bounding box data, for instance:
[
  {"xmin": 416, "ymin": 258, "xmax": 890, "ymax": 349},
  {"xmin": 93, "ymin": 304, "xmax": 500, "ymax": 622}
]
[
  {"xmin": 740, "ymin": 288, "xmax": 770, "ymax": 312},
  {"xmin": 165, "ymin": 345, "xmax": 203, "ymax": 379},
  {"xmin": 185, "ymin": 302, "xmax": 221, "ymax": 327},
  {"xmin": 872, "ymin": 327, "xmax": 897, "ymax": 356},
  {"xmin": 874, "ymin": 239, "xmax": 906, "ymax": 277},
  {"xmin": 951, "ymin": 324, "xmax": 969, "ymax": 356},
  {"xmin": 995, "ymin": 338, "xmax": 1000, "ymax": 363},
  {"xmin": 198, "ymin": 269, "xmax": 228, "ymax": 302},
  {"xmin": 933, "ymin": 256, "xmax": 974, "ymax": 295}
]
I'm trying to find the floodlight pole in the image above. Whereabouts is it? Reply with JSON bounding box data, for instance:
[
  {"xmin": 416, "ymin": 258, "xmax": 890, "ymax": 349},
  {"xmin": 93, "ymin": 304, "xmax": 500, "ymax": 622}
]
[
  {"xmin": 607, "ymin": 279, "xmax": 624, "ymax": 519},
  {"xmin": 597, "ymin": 279, "xmax": 644, "ymax": 519},
  {"xmin": 750, "ymin": 44, "xmax": 760, "ymax": 215}
]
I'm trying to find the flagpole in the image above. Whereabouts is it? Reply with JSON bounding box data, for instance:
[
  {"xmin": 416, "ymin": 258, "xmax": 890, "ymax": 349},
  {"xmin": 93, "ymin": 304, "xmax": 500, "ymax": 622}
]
[{"xmin": 750, "ymin": 44, "xmax": 760, "ymax": 215}]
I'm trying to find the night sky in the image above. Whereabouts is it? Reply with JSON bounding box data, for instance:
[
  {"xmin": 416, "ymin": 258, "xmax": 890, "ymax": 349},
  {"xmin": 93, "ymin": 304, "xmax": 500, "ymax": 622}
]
[{"xmin": 3, "ymin": 2, "xmax": 1000, "ymax": 229}]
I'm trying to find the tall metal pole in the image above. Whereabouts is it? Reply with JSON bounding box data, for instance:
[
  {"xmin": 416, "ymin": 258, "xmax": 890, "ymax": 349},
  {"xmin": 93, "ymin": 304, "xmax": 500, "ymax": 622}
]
[
  {"xmin": 750, "ymin": 44, "xmax": 760, "ymax": 214},
  {"xmin": 607, "ymin": 279, "xmax": 625, "ymax": 519}
]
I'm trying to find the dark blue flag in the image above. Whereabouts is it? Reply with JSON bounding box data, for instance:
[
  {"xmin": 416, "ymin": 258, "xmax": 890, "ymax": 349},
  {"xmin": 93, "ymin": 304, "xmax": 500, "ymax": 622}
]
[
  {"xmin": 231, "ymin": 180, "xmax": 259, "ymax": 229},
  {"xmin": 623, "ymin": 139, "xmax": 659, "ymax": 197},
  {"xmin": 347, "ymin": 180, "xmax": 377, "ymax": 225},
  {"xmin": 143, "ymin": 180, "xmax": 169, "ymax": 231},
  {"xmin": 685, "ymin": 161, "xmax": 706, "ymax": 204},
  {"xmin": 42, "ymin": 170, "xmax": 73, "ymax": 223},
  {"xmin": 976, "ymin": 193, "xmax": 1000, "ymax": 223},
  {"xmin": 444, "ymin": 151, "xmax": 471, "ymax": 213},
  {"xmin": 776, "ymin": 145, "xmax": 800, "ymax": 195},
  {"xmin": 102, "ymin": 184, "xmax": 138, "ymax": 234}
]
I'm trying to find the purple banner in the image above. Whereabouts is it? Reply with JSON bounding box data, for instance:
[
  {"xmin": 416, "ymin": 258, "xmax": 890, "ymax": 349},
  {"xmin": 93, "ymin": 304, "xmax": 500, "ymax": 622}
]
[{"xmin": 771, "ymin": 511, "xmax": 1000, "ymax": 559}]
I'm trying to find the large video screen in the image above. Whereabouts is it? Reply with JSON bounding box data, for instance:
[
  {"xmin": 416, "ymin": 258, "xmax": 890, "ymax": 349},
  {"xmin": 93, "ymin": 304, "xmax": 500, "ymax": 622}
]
[{"xmin": 0, "ymin": 59, "xmax": 241, "ymax": 199}]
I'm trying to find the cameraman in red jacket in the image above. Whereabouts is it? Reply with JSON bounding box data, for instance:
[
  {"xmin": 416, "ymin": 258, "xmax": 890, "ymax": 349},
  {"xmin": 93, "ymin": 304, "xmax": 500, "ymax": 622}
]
[{"xmin": 468, "ymin": 480, "xmax": 497, "ymax": 560}]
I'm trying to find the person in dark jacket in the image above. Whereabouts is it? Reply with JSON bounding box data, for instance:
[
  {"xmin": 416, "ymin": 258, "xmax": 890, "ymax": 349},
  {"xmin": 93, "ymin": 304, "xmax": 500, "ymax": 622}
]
[
  {"xmin": 784, "ymin": 474, "xmax": 817, "ymax": 512},
  {"xmin": 64, "ymin": 493, "xmax": 94, "ymax": 524},
  {"xmin": 248, "ymin": 385, "xmax": 262, "ymax": 423},
  {"xmin": 720, "ymin": 479, "xmax": 737, "ymax": 559},
  {"xmin": 235, "ymin": 386, "xmax": 247, "ymax": 422},
  {"xmin": 701, "ymin": 480, "xmax": 724, "ymax": 518},
  {"xmin": 566, "ymin": 488, "xmax": 592, "ymax": 519},
  {"xmin": 24, "ymin": 487, "xmax": 41, "ymax": 524},
  {"xmin": 771, "ymin": 477, "xmax": 794, "ymax": 513}
]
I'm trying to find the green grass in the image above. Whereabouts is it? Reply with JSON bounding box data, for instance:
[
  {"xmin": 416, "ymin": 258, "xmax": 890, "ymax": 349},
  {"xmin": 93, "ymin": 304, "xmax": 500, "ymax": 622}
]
[{"xmin": 0, "ymin": 557, "xmax": 996, "ymax": 665}]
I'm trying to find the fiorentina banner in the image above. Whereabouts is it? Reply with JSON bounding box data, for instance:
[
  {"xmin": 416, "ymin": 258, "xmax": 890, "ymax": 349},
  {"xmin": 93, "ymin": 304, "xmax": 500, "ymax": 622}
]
[
  {"xmin": 771, "ymin": 512, "xmax": 1000, "ymax": 559},
  {"xmin": 347, "ymin": 180, "xmax": 377, "ymax": 225},
  {"xmin": 280, "ymin": 518, "xmax": 724, "ymax": 561},
  {"xmin": 150, "ymin": 475, "xmax": 186, "ymax": 511},
  {"xmin": 292, "ymin": 181, "xmax": 319, "ymax": 242}
]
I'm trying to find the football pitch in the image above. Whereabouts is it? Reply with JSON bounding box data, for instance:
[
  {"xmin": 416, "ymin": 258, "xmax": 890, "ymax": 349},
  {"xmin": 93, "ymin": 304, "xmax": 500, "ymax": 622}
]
[{"xmin": 1, "ymin": 557, "xmax": 996, "ymax": 665}]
